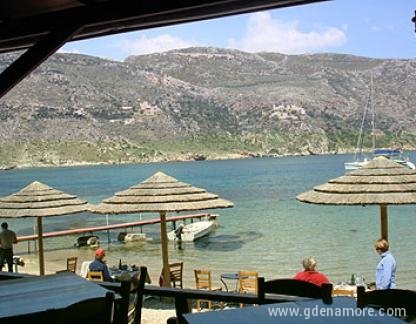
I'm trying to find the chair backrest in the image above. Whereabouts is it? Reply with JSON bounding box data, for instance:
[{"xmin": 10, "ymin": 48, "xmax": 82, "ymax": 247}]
[
  {"xmin": 356, "ymin": 286, "xmax": 416, "ymax": 316},
  {"xmin": 87, "ymin": 271, "xmax": 104, "ymax": 282},
  {"xmin": 258, "ymin": 278, "xmax": 333, "ymax": 304},
  {"xmin": 3, "ymin": 292, "xmax": 115, "ymax": 324},
  {"xmin": 238, "ymin": 270, "xmax": 258, "ymax": 294},
  {"xmin": 56, "ymin": 291, "xmax": 115, "ymax": 324},
  {"xmin": 80, "ymin": 261, "xmax": 92, "ymax": 278},
  {"xmin": 67, "ymin": 257, "xmax": 78, "ymax": 273},
  {"xmin": 126, "ymin": 266, "xmax": 148, "ymax": 324},
  {"xmin": 194, "ymin": 269, "xmax": 212, "ymax": 290},
  {"xmin": 169, "ymin": 262, "xmax": 184, "ymax": 288}
]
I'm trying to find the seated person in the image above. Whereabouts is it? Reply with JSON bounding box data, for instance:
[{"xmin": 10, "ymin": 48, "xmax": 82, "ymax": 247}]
[
  {"xmin": 88, "ymin": 248, "xmax": 113, "ymax": 282},
  {"xmin": 293, "ymin": 257, "xmax": 329, "ymax": 287}
]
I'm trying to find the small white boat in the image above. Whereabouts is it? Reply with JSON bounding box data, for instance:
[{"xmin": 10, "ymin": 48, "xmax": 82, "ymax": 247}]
[
  {"xmin": 167, "ymin": 221, "xmax": 214, "ymax": 242},
  {"xmin": 344, "ymin": 159, "xmax": 370, "ymax": 170}
]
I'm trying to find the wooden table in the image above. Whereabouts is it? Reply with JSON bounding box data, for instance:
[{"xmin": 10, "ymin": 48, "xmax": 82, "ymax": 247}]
[
  {"xmin": 110, "ymin": 268, "xmax": 151, "ymax": 284},
  {"xmin": 0, "ymin": 272, "xmax": 112, "ymax": 318},
  {"xmin": 183, "ymin": 296, "xmax": 405, "ymax": 323}
]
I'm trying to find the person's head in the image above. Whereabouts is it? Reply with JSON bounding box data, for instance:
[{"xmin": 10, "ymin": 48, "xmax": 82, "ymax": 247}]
[
  {"xmin": 95, "ymin": 248, "xmax": 106, "ymax": 260},
  {"xmin": 1, "ymin": 222, "xmax": 8, "ymax": 230},
  {"xmin": 375, "ymin": 238, "xmax": 389, "ymax": 254},
  {"xmin": 302, "ymin": 257, "xmax": 317, "ymax": 271}
]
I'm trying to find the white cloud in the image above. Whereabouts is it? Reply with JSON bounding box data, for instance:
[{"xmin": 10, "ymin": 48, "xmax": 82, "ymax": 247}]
[
  {"xmin": 117, "ymin": 34, "xmax": 197, "ymax": 55},
  {"xmin": 228, "ymin": 12, "xmax": 347, "ymax": 54}
]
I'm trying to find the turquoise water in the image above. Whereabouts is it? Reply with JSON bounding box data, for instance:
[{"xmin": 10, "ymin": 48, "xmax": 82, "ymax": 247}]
[{"xmin": 0, "ymin": 154, "xmax": 415, "ymax": 289}]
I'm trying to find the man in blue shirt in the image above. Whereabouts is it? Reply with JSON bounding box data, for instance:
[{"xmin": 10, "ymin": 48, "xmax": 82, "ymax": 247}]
[
  {"xmin": 375, "ymin": 239, "xmax": 396, "ymax": 289},
  {"xmin": 89, "ymin": 248, "xmax": 113, "ymax": 282}
]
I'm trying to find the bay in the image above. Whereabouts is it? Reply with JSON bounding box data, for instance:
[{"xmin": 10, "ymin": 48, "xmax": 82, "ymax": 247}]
[{"xmin": 0, "ymin": 153, "xmax": 414, "ymax": 289}]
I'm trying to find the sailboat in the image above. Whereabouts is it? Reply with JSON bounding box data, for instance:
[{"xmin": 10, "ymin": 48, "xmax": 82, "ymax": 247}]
[{"xmin": 344, "ymin": 75, "xmax": 415, "ymax": 170}]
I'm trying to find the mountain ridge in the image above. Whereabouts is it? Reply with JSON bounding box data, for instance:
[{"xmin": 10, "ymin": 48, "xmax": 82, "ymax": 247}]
[{"xmin": 1, "ymin": 47, "xmax": 415, "ymax": 168}]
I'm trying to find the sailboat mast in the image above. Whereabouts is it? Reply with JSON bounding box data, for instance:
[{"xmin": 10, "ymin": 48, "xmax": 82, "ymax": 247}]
[
  {"xmin": 370, "ymin": 73, "xmax": 376, "ymax": 150},
  {"xmin": 355, "ymin": 98, "xmax": 367, "ymax": 160}
]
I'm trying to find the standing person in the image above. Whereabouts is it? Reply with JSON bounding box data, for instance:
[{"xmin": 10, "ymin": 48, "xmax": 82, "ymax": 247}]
[
  {"xmin": 88, "ymin": 248, "xmax": 113, "ymax": 282},
  {"xmin": 375, "ymin": 238, "xmax": 396, "ymax": 289},
  {"xmin": 0, "ymin": 222, "xmax": 18, "ymax": 272},
  {"xmin": 293, "ymin": 257, "xmax": 330, "ymax": 287}
]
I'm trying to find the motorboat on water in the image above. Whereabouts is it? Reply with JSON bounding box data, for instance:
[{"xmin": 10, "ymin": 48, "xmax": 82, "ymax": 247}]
[
  {"xmin": 167, "ymin": 220, "xmax": 214, "ymax": 242},
  {"xmin": 345, "ymin": 149, "xmax": 415, "ymax": 170},
  {"xmin": 373, "ymin": 148, "xmax": 415, "ymax": 169}
]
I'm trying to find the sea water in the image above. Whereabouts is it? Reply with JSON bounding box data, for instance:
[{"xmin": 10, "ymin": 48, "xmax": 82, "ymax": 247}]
[{"xmin": 0, "ymin": 153, "xmax": 415, "ymax": 289}]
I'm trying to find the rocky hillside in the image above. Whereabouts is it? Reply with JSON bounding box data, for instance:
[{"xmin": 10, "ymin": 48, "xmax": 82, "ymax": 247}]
[{"xmin": 0, "ymin": 47, "xmax": 415, "ymax": 168}]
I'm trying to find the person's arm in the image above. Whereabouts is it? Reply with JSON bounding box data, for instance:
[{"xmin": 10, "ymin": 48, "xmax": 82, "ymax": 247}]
[
  {"xmin": 12, "ymin": 232, "xmax": 17, "ymax": 244},
  {"xmin": 376, "ymin": 257, "xmax": 393, "ymax": 289},
  {"xmin": 102, "ymin": 265, "xmax": 113, "ymax": 282}
]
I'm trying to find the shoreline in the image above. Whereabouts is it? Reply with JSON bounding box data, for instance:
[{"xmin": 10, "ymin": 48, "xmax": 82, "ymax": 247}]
[{"xmin": 1, "ymin": 150, "xmax": 352, "ymax": 171}]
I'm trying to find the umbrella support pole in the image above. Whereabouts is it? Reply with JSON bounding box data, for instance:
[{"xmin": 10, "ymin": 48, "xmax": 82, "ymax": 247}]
[
  {"xmin": 380, "ymin": 205, "xmax": 388, "ymax": 240},
  {"xmin": 160, "ymin": 211, "xmax": 171, "ymax": 287},
  {"xmin": 37, "ymin": 217, "xmax": 45, "ymax": 276}
]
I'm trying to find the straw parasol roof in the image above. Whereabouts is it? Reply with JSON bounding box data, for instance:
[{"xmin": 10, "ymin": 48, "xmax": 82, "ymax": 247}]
[
  {"xmin": 93, "ymin": 171, "xmax": 233, "ymax": 286},
  {"xmin": 0, "ymin": 181, "xmax": 91, "ymax": 275},
  {"xmin": 296, "ymin": 156, "xmax": 416, "ymax": 240},
  {"xmin": 93, "ymin": 171, "xmax": 233, "ymax": 213}
]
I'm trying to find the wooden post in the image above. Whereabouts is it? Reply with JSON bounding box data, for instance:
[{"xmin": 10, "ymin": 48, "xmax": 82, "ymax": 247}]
[
  {"xmin": 380, "ymin": 204, "xmax": 388, "ymax": 240},
  {"xmin": 37, "ymin": 217, "xmax": 45, "ymax": 276},
  {"xmin": 160, "ymin": 211, "xmax": 171, "ymax": 287}
]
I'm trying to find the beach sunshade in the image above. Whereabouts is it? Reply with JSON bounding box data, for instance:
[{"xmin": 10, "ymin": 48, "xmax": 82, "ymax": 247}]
[
  {"xmin": 93, "ymin": 171, "xmax": 233, "ymax": 286},
  {"xmin": 297, "ymin": 156, "xmax": 416, "ymax": 240},
  {"xmin": 0, "ymin": 181, "xmax": 90, "ymax": 275}
]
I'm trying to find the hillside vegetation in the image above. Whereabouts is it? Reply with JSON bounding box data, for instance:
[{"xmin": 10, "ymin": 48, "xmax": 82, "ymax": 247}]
[{"xmin": 1, "ymin": 47, "xmax": 415, "ymax": 168}]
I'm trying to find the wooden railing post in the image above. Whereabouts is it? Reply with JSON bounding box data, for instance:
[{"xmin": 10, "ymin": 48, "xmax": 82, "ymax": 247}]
[
  {"xmin": 356, "ymin": 286, "xmax": 366, "ymax": 309},
  {"xmin": 322, "ymin": 283, "xmax": 333, "ymax": 304},
  {"xmin": 257, "ymin": 277, "xmax": 265, "ymax": 304},
  {"xmin": 174, "ymin": 295, "xmax": 191, "ymax": 324}
]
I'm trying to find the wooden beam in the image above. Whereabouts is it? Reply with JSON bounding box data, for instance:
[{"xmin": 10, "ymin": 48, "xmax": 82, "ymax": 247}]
[
  {"xmin": 0, "ymin": 0, "xmax": 329, "ymax": 53},
  {"xmin": 0, "ymin": 21, "xmax": 82, "ymax": 99}
]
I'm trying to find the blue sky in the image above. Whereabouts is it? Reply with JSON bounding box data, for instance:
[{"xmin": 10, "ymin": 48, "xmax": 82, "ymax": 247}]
[{"xmin": 60, "ymin": 0, "xmax": 416, "ymax": 61}]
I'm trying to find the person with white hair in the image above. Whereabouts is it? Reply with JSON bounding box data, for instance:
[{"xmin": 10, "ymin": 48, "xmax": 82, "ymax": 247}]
[{"xmin": 293, "ymin": 257, "xmax": 330, "ymax": 287}]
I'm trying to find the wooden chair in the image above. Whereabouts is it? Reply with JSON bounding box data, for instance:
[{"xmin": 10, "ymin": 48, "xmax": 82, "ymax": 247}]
[
  {"xmin": 257, "ymin": 278, "xmax": 333, "ymax": 304},
  {"xmin": 169, "ymin": 262, "xmax": 183, "ymax": 288},
  {"xmin": 332, "ymin": 287, "xmax": 355, "ymax": 297},
  {"xmin": 66, "ymin": 256, "xmax": 78, "ymax": 273},
  {"xmin": 238, "ymin": 270, "xmax": 258, "ymax": 307},
  {"xmin": 194, "ymin": 269, "xmax": 222, "ymax": 310},
  {"xmin": 357, "ymin": 286, "xmax": 416, "ymax": 316},
  {"xmin": 87, "ymin": 271, "xmax": 104, "ymax": 282}
]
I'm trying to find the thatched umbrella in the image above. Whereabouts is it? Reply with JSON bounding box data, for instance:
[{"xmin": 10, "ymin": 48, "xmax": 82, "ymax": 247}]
[
  {"xmin": 297, "ymin": 156, "xmax": 416, "ymax": 241},
  {"xmin": 93, "ymin": 171, "xmax": 233, "ymax": 287},
  {"xmin": 0, "ymin": 181, "xmax": 90, "ymax": 275}
]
